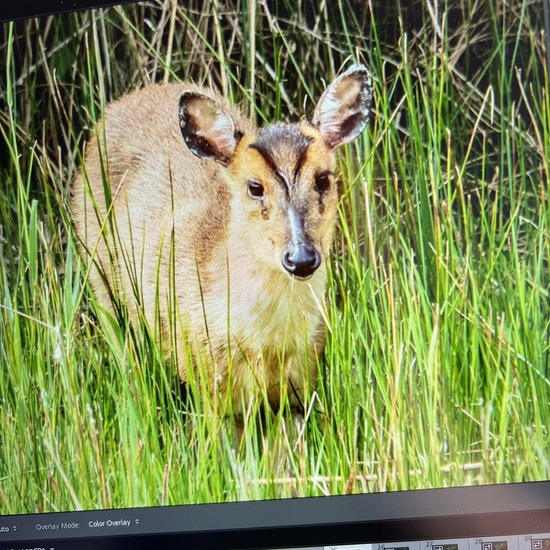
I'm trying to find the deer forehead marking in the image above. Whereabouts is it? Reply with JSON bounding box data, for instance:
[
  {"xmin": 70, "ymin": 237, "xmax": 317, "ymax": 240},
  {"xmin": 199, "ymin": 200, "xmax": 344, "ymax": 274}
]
[{"xmin": 249, "ymin": 124, "xmax": 313, "ymax": 195}]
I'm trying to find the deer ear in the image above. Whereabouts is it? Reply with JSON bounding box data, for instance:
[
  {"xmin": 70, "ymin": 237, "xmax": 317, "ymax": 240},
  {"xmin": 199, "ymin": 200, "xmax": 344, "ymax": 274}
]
[
  {"xmin": 179, "ymin": 91, "xmax": 242, "ymax": 166},
  {"xmin": 312, "ymin": 65, "xmax": 373, "ymax": 150}
]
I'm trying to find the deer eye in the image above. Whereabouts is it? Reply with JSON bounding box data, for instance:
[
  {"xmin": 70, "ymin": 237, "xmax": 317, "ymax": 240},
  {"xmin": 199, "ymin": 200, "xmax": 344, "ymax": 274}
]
[
  {"xmin": 315, "ymin": 171, "xmax": 331, "ymax": 194},
  {"xmin": 247, "ymin": 180, "xmax": 265, "ymax": 200}
]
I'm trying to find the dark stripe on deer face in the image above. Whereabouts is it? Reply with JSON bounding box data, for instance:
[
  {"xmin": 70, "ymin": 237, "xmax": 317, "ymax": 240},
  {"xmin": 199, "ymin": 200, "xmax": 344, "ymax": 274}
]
[
  {"xmin": 281, "ymin": 205, "xmax": 321, "ymax": 279},
  {"xmin": 248, "ymin": 124, "xmax": 325, "ymax": 279},
  {"xmin": 249, "ymin": 124, "xmax": 312, "ymax": 195}
]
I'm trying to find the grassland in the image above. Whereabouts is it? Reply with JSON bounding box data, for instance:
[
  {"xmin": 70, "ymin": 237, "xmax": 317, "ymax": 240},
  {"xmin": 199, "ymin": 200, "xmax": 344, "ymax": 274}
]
[{"xmin": 0, "ymin": 0, "xmax": 549, "ymax": 514}]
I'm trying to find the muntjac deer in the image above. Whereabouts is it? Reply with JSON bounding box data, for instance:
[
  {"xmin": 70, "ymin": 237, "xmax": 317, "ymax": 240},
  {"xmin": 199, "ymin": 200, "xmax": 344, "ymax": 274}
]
[{"xmin": 72, "ymin": 65, "xmax": 373, "ymax": 417}]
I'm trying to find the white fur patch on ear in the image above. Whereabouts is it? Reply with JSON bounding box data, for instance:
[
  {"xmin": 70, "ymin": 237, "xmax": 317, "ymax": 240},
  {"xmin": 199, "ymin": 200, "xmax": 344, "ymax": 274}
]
[
  {"xmin": 205, "ymin": 110, "xmax": 241, "ymax": 161},
  {"xmin": 179, "ymin": 92, "xmax": 241, "ymax": 166},
  {"xmin": 312, "ymin": 65, "xmax": 373, "ymax": 150}
]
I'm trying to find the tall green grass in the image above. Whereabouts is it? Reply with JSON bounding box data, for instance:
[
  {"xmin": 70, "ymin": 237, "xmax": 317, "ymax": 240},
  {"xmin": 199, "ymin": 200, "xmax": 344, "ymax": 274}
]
[{"xmin": 0, "ymin": 0, "xmax": 548, "ymax": 514}]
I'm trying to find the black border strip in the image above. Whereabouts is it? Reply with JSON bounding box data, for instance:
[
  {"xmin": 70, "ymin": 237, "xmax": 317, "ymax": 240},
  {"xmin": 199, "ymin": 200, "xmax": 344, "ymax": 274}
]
[
  {"xmin": 0, "ymin": 0, "xmax": 135, "ymax": 23},
  {"xmin": 1, "ymin": 510, "xmax": 550, "ymax": 550},
  {"xmin": 2, "ymin": 483, "xmax": 550, "ymax": 544}
]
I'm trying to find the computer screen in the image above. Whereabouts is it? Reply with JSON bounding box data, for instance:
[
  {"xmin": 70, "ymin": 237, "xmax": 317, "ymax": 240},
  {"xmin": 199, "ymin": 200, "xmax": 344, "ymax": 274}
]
[{"xmin": 0, "ymin": 0, "xmax": 549, "ymax": 548}]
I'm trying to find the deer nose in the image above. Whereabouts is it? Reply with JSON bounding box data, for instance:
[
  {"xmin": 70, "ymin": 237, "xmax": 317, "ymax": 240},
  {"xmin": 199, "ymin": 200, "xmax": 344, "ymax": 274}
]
[
  {"xmin": 282, "ymin": 244, "xmax": 321, "ymax": 279},
  {"xmin": 283, "ymin": 205, "xmax": 322, "ymax": 278}
]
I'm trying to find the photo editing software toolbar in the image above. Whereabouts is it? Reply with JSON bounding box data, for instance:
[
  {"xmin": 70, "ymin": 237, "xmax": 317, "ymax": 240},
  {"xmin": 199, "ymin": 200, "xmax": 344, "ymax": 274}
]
[
  {"xmin": 316, "ymin": 538, "xmax": 550, "ymax": 550},
  {"xmin": 329, "ymin": 536, "xmax": 550, "ymax": 550},
  {"xmin": 2, "ymin": 532, "xmax": 550, "ymax": 550},
  {"xmin": 1, "ymin": 484, "xmax": 550, "ymax": 550}
]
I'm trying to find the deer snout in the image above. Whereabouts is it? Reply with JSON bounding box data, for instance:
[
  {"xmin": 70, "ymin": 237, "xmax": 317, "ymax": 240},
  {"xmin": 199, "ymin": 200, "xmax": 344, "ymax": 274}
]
[
  {"xmin": 282, "ymin": 206, "xmax": 321, "ymax": 279},
  {"xmin": 282, "ymin": 243, "xmax": 321, "ymax": 279}
]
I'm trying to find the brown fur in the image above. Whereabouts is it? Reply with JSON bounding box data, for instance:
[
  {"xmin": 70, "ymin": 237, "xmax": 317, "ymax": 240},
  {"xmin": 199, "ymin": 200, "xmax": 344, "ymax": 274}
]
[{"xmin": 71, "ymin": 67, "xmax": 372, "ymax": 416}]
